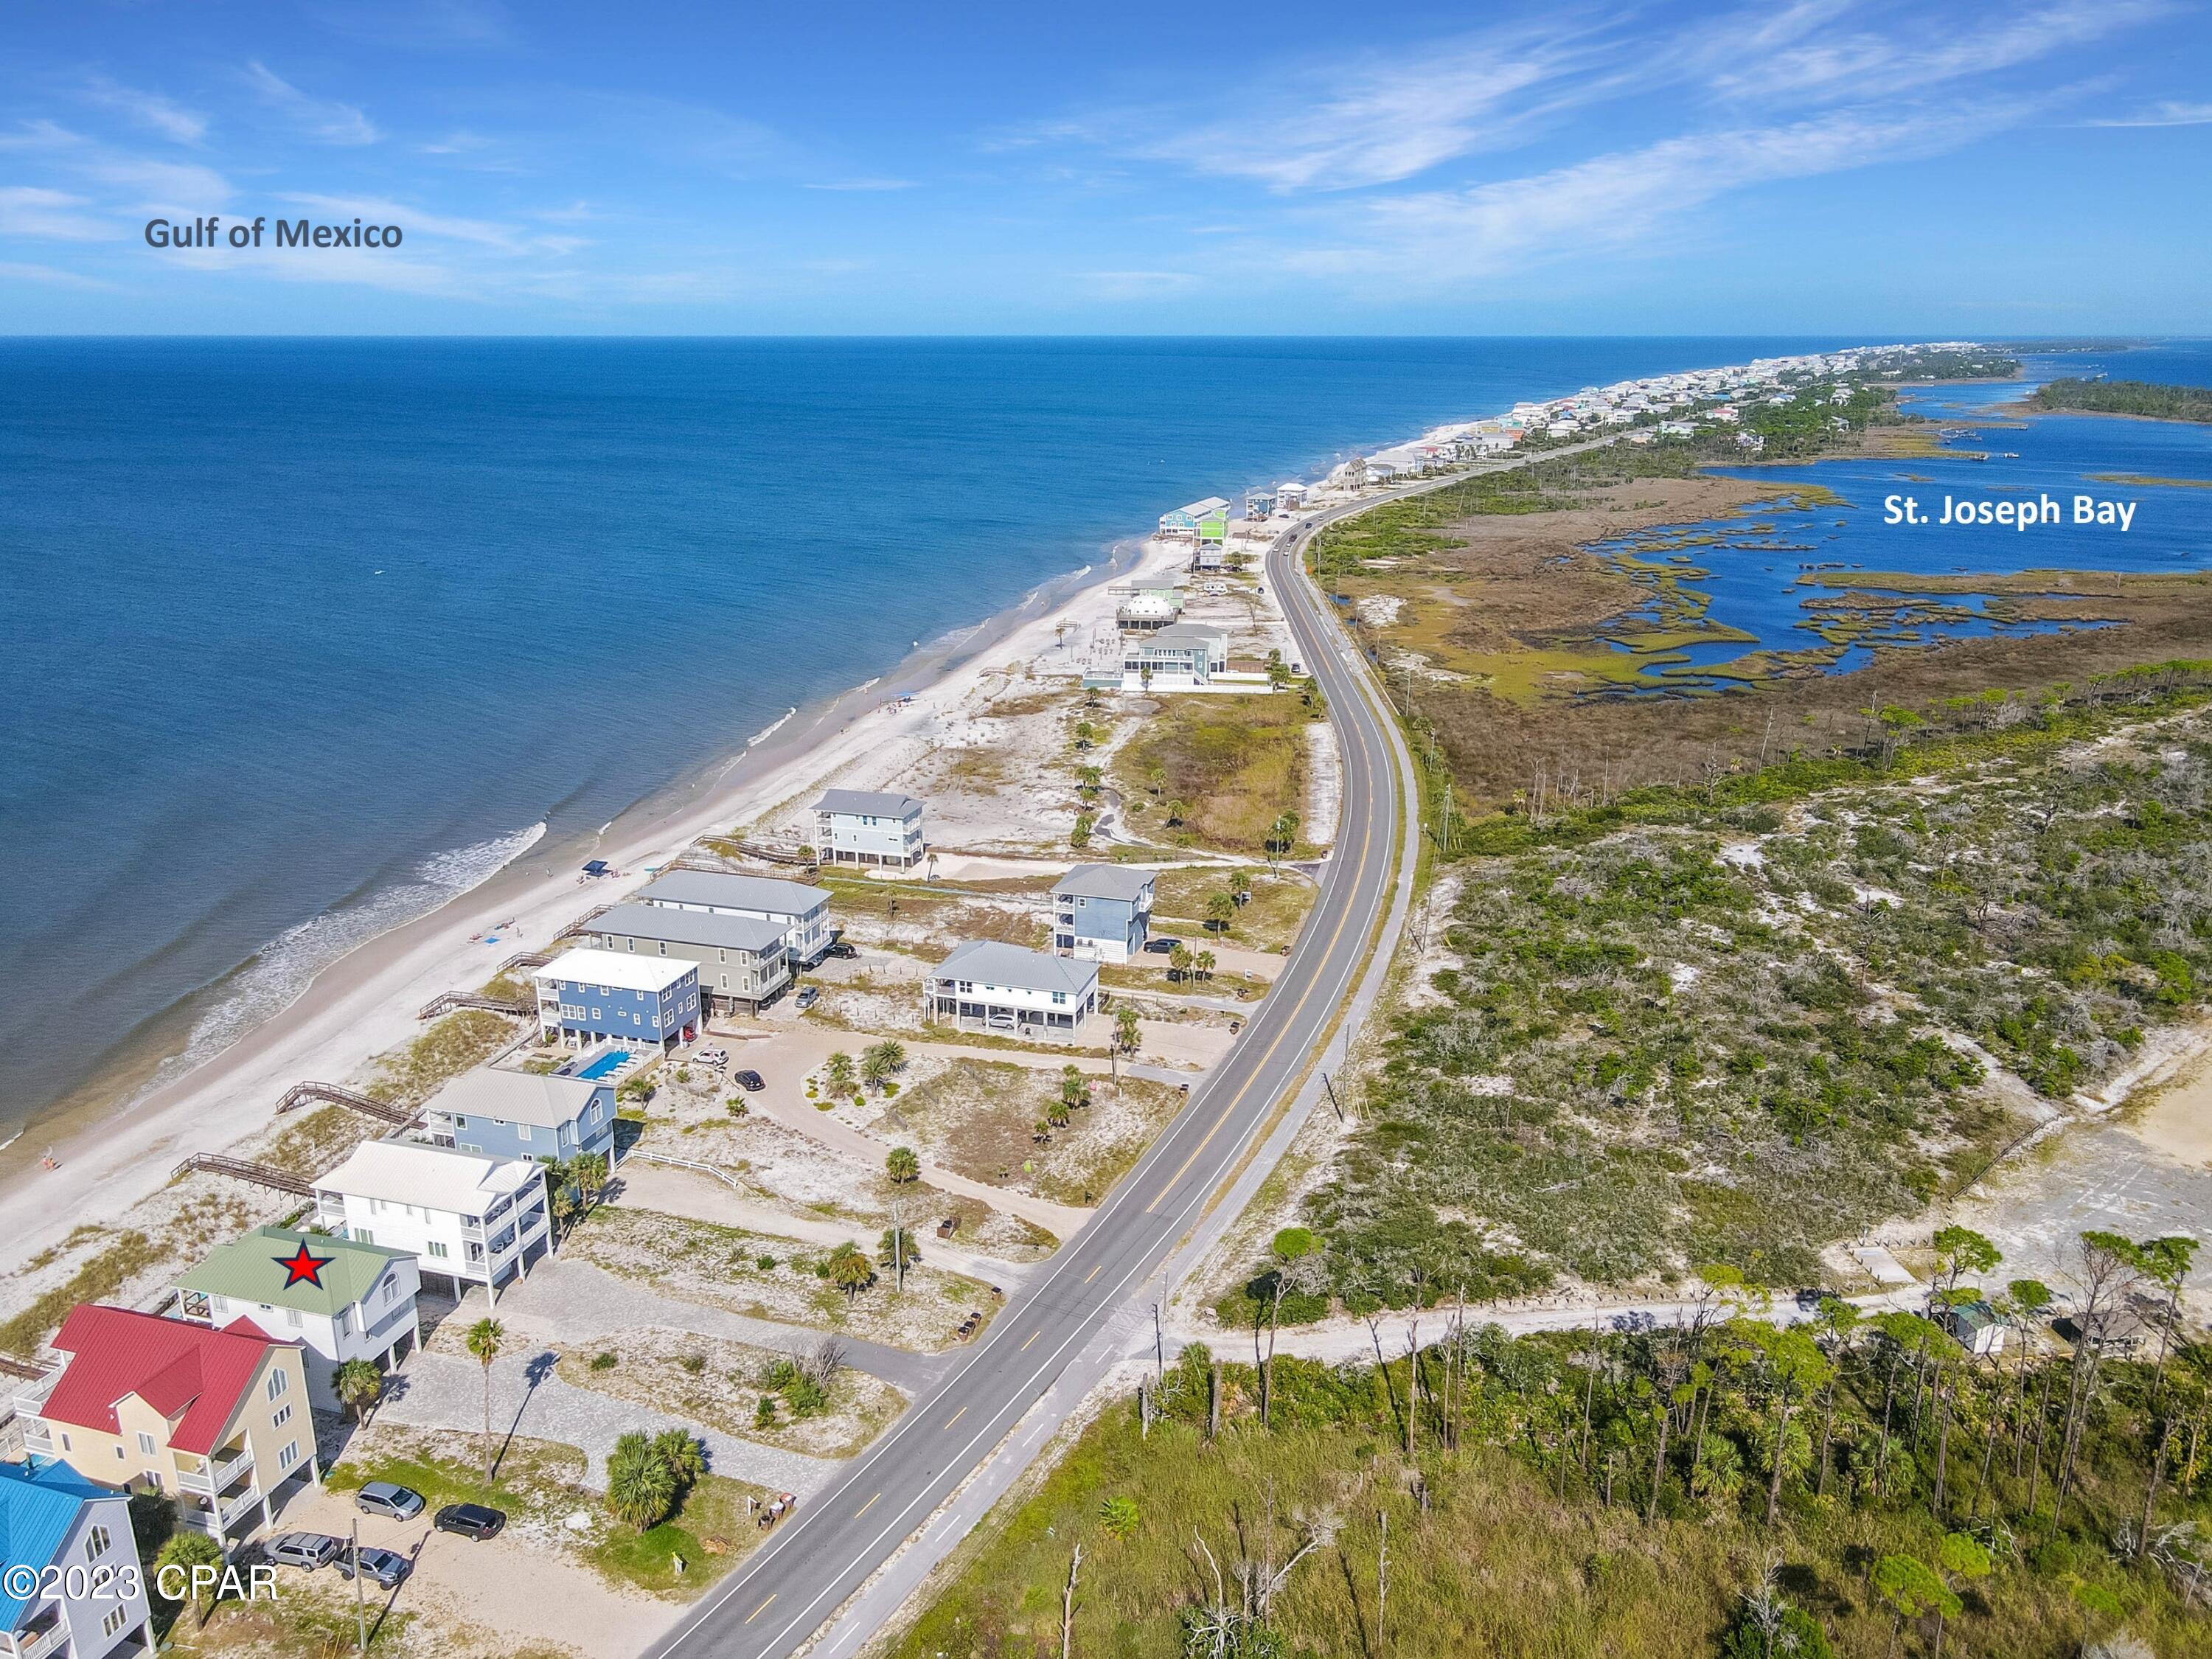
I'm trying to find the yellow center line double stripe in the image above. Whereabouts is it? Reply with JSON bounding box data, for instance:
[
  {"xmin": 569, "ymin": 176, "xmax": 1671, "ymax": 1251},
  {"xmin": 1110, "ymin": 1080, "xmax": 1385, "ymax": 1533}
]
[
  {"xmin": 1145, "ymin": 799, "xmax": 1377, "ymax": 1214},
  {"xmin": 744, "ymin": 1593, "xmax": 776, "ymax": 1624},
  {"xmin": 853, "ymin": 1491, "xmax": 881, "ymax": 1519},
  {"xmin": 944, "ymin": 1405, "xmax": 967, "ymax": 1429},
  {"xmin": 1019, "ymin": 1329, "xmax": 1042, "ymax": 1352}
]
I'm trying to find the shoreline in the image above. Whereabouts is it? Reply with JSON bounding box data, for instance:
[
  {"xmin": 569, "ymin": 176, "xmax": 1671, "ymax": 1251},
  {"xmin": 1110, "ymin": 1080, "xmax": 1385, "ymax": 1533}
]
[
  {"xmin": 0, "ymin": 533, "xmax": 1168, "ymax": 1275},
  {"xmin": 0, "ymin": 338, "xmax": 1983, "ymax": 1288}
]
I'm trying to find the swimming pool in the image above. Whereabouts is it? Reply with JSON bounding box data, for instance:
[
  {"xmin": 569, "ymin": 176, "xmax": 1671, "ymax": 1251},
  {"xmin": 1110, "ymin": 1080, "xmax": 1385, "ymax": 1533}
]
[{"xmin": 576, "ymin": 1051, "xmax": 629, "ymax": 1081}]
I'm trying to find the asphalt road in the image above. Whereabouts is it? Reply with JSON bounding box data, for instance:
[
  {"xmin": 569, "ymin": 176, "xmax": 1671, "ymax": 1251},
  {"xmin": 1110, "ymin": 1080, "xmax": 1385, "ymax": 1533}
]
[{"xmin": 647, "ymin": 501, "xmax": 1412, "ymax": 1659}]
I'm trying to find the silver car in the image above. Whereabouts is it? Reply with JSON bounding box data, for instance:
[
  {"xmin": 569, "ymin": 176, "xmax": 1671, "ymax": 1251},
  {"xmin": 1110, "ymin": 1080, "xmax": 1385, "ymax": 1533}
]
[
  {"xmin": 266, "ymin": 1532, "xmax": 344, "ymax": 1571},
  {"xmin": 354, "ymin": 1481, "xmax": 425, "ymax": 1521}
]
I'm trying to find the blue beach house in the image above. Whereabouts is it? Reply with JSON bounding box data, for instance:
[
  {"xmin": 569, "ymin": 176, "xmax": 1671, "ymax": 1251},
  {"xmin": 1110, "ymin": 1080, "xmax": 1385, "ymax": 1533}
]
[
  {"xmin": 1052, "ymin": 866, "xmax": 1156, "ymax": 964},
  {"xmin": 1158, "ymin": 496, "xmax": 1231, "ymax": 545},
  {"xmin": 0, "ymin": 1460, "xmax": 154, "ymax": 1659},
  {"xmin": 531, "ymin": 947, "xmax": 699, "ymax": 1053},
  {"xmin": 422, "ymin": 1068, "xmax": 619, "ymax": 1164}
]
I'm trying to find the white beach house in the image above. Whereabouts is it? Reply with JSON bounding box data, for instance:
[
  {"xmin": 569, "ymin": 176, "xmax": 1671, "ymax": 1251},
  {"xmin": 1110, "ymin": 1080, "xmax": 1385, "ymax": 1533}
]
[
  {"xmin": 811, "ymin": 790, "xmax": 927, "ymax": 871},
  {"xmin": 174, "ymin": 1225, "xmax": 423, "ymax": 1412},
  {"xmin": 313, "ymin": 1140, "xmax": 551, "ymax": 1302},
  {"xmin": 1120, "ymin": 623, "xmax": 1230, "ymax": 692},
  {"xmin": 924, "ymin": 940, "xmax": 1099, "ymax": 1041}
]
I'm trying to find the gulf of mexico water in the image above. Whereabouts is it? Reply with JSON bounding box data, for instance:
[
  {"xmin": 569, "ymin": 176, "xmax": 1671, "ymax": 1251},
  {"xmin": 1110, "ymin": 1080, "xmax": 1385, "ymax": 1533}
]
[
  {"xmin": 0, "ymin": 334, "xmax": 2133, "ymax": 1139},
  {"xmin": 1579, "ymin": 344, "xmax": 2212, "ymax": 686}
]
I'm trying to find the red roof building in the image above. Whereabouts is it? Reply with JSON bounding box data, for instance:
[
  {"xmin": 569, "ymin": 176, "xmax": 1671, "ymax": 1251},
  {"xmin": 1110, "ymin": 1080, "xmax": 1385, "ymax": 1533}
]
[{"xmin": 21, "ymin": 1304, "xmax": 319, "ymax": 1544}]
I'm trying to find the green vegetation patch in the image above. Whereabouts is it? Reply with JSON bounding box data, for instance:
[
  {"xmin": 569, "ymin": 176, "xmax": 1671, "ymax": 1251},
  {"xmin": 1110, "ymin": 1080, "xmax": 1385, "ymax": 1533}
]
[
  {"xmin": 1116, "ymin": 696, "xmax": 1312, "ymax": 855},
  {"xmin": 2034, "ymin": 378, "xmax": 2212, "ymax": 422}
]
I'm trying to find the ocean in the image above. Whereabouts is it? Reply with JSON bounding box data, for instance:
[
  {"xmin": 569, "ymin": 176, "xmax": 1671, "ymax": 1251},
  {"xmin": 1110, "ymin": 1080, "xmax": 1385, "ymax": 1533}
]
[{"xmin": 0, "ymin": 334, "xmax": 2129, "ymax": 1138}]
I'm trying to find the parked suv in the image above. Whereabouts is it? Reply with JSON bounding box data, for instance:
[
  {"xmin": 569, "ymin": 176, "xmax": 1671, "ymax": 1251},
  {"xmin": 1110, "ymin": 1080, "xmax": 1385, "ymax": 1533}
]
[
  {"xmin": 266, "ymin": 1533, "xmax": 344, "ymax": 1571},
  {"xmin": 335, "ymin": 1546, "xmax": 411, "ymax": 1590},
  {"xmin": 434, "ymin": 1503, "xmax": 506, "ymax": 1540}
]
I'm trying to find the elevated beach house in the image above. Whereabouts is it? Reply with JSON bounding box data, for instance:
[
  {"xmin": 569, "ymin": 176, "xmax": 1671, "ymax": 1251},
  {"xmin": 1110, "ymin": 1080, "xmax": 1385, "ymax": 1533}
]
[
  {"xmin": 531, "ymin": 947, "xmax": 700, "ymax": 1053},
  {"xmin": 810, "ymin": 790, "xmax": 927, "ymax": 871},
  {"xmin": 0, "ymin": 1461, "xmax": 154, "ymax": 1659},
  {"xmin": 1053, "ymin": 866, "xmax": 1155, "ymax": 964},
  {"xmin": 1120, "ymin": 622, "xmax": 1230, "ymax": 692},
  {"xmin": 422, "ymin": 1066, "xmax": 618, "ymax": 1164},
  {"xmin": 313, "ymin": 1140, "xmax": 551, "ymax": 1301},
  {"xmin": 636, "ymin": 869, "xmax": 833, "ymax": 967},
  {"xmin": 924, "ymin": 939, "xmax": 1099, "ymax": 1041},
  {"xmin": 1158, "ymin": 497, "xmax": 1230, "ymax": 546},
  {"xmin": 13, "ymin": 1307, "xmax": 317, "ymax": 1546},
  {"xmin": 174, "ymin": 1226, "xmax": 422, "ymax": 1413},
  {"xmin": 591, "ymin": 900, "xmax": 791, "ymax": 1014}
]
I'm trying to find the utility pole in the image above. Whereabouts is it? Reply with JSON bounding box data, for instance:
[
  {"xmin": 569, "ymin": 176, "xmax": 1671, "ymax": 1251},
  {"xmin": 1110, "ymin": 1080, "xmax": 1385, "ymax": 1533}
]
[{"xmin": 351, "ymin": 1520, "xmax": 366, "ymax": 1652}]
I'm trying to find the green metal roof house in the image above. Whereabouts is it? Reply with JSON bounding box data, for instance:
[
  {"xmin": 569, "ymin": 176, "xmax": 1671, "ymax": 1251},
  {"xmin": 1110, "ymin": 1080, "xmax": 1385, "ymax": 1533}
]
[{"xmin": 175, "ymin": 1225, "xmax": 423, "ymax": 1411}]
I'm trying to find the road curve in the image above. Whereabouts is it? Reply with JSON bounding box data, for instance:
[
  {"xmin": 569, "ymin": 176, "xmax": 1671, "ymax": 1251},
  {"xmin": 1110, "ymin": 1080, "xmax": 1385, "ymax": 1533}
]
[{"xmin": 645, "ymin": 494, "xmax": 1418, "ymax": 1659}]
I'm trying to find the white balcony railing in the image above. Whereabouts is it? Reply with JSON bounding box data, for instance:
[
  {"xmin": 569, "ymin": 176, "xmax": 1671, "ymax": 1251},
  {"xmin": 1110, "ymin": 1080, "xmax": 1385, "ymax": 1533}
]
[
  {"xmin": 178, "ymin": 1444, "xmax": 254, "ymax": 1495},
  {"xmin": 9, "ymin": 1616, "xmax": 66, "ymax": 1659}
]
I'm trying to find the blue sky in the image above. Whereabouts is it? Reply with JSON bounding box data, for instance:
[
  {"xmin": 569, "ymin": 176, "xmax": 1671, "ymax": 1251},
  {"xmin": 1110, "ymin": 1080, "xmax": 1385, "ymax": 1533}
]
[{"xmin": 4, "ymin": 0, "xmax": 2208, "ymax": 333}]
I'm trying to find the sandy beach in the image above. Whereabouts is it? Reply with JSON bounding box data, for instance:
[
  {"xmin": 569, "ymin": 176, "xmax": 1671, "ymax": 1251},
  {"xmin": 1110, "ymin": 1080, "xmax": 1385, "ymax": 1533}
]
[{"xmin": 0, "ymin": 529, "xmax": 1189, "ymax": 1281}]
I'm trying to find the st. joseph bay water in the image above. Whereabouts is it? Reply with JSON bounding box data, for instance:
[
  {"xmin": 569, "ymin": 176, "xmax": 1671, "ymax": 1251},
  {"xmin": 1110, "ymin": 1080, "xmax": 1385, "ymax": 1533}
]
[
  {"xmin": 1582, "ymin": 344, "xmax": 2212, "ymax": 684},
  {"xmin": 4, "ymin": 334, "xmax": 1894, "ymax": 1138}
]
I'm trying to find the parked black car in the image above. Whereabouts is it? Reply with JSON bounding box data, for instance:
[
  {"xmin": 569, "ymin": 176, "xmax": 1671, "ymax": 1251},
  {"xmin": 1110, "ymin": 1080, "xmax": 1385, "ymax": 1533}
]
[
  {"xmin": 434, "ymin": 1503, "xmax": 506, "ymax": 1540},
  {"xmin": 335, "ymin": 1546, "xmax": 411, "ymax": 1590},
  {"xmin": 824, "ymin": 941, "xmax": 858, "ymax": 959},
  {"xmin": 266, "ymin": 1532, "xmax": 344, "ymax": 1571},
  {"xmin": 732, "ymin": 1068, "xmax": 765, "ymax": 1091},
  {"xmin": 1143, "ymin": 937, "xmax": 1180, "ymax": 954}
]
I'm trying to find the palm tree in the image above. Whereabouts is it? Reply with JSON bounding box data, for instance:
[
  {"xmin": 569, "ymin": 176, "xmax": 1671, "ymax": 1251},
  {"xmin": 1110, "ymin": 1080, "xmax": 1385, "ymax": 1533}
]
[
  {"xmin": 605, "ymin": 1431, "xmax": 678, "ymax": 1532},
  {"xmin": 1076, "ymin": 764, "xmax": 1103, "ymax": 799},
  {"xmin": 860, "ymin": 1040, "xmax": 906, "ymax": 1092},
  {"xmin": 569, "ymin": 1151, "xmax": 609, "ymax": 1215},
  {"xmin": 1205, "ymin": 893, "xmax": 1236, "ymax": 935},
  {"xmin": 155, "ymin": 1531, "xmax": 225, "ymax": 1626},
  {"xmin": 333, "ymin": 1357, "xmax": 383, "ymax": 1427},
  {"xmin": 1060, "ymin": 1066, "xmax": 1088, "ymax": 1115},
  {"xmin": 650, "ymin": 1427, "xmax": 706, "ymax": 1492},
  {"xmin": 1165, "ymin": 798, "xmax": 1189, "ymax": 828},
  {"xmin": 1113, "ymin": 1004, "xmax": 1141, "ymax": 1055},
  {"xmin": 885, "ymin": 1145, "xmax": 920, "ymax": 1184},
  {"xmin": 1196, "ymin": 949, "xmax": 1217, "ymax": 983},
  {"xmin": 465, "ymin": 1317, "xmax": 505, "ymax": 1486},
  {"xmin": 823, "ymin": 1051, "xmax": 858, "ymax": 1096},
  {"xmin": 1229, "ymin": 868, "xmax": 1253, "ymax": 905},
  {"xmin": 1169, "ymin": 944, "xmax": 1192, "ymax": 984},
  {"xmin": 827, "ymin": 1242, "xmax": 877, "ymax": 1301}
]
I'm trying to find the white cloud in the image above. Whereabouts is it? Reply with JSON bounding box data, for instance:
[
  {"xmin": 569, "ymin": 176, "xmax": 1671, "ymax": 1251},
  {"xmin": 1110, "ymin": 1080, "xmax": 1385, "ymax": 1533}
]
[
  {"xmin": 1056, "ymin": 21, "xmax": 1606, "ymax": 194},
  {"xmin": 243, "ymin": 61, "xmax": 380, "ymax": 145},
  {"xmin": 0, "ymin": 185, "xmax": 116, "ymax": 240},
  {"xmin": 0, "ymin": 259, "xmax": 120, "ymax": 289},
  {"xmin": 1698, "ymin": 0, "xmax": 2165, "ymax": 103},
  {"xmin": 2087, "ymin": 99, "xmax": 2212, "ymax": 127},
  {"xmin": 1318, "ymin": 102, "xmax": 2039, "ymax": 284},
  {"xmin": 80, "ymin": 156, "xmax": 234, "ymax": 214},
  {"xmin": 81, "ymin": 75, "xmax": 209, "ymax": 145}
]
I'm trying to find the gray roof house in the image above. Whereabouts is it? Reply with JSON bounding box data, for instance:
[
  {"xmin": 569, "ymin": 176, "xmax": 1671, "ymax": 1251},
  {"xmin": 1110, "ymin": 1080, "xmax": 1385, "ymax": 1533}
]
[
  {"xmin": 812, "ymin": 789, "xmax": 927, "ymax": 870},
  {"xmin": 636, "ymin": 870, "xmax": 833, "ymax": 967},
  {"xmin": 925, "ymin": 939, "xmax": 1099, "ymax": 1040},
  {"xmin": 1052, "ymin": 866, "xmax": 1156, "ymax": 964},
  {"xmin": 592, "ymin": 900, "xmax": 793, "ymax": 1013}
]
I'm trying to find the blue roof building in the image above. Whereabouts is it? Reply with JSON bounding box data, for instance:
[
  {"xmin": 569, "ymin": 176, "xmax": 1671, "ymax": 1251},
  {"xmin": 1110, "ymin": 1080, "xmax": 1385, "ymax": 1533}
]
[{"xmin": 0, "ymin": 1459, "xmax": 153, "ymax": 1658}]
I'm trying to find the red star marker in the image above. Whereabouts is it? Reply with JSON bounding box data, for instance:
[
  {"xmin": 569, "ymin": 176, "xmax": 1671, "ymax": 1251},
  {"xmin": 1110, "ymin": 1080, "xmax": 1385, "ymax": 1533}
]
[{"xmin": 274, "ymin": 1240, "xmax": 335, "ymax": 1289}]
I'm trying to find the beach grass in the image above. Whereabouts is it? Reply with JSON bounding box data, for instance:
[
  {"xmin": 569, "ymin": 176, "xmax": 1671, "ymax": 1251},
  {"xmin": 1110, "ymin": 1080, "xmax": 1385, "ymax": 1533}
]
[
  {"xmin": 361, "ymin": 1009, "xmax": 517, "ymax": 1106},
  {"xmin": 1113, "ymin": 696, "xmax": 1313, "ymax": 855}
]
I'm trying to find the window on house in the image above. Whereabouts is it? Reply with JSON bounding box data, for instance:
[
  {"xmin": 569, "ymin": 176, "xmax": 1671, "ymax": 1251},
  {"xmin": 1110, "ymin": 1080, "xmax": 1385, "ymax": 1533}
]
[
  {"xmin": 87, "ymin": 1525, "xmax": 112, "ymax": 1559},
  {"xmin": 384, "ymin": 1279, "xmax": 398, "ymax": 1302},
  {"xmin": 285, "ymin": 1308, "xmax": 302, "ymax": 1328},
  {"xmin": 353, "ymin": 1229, "xmax": 373, "ymax": 1245},
  {"xmin": 273, "ymin": 1403, "xmax": 293, "ymax": 1430},
  {"xmin": 517, "ymin": 1122, "xmax": 532, "ymax": 1141},
  {"xmin": 136, "ymin": 1432, "xmax": 156, "ymax": 1455},
  {"xmin": 278, "ymin": 1441, "xmax": 299, "ymax": 1472},
  {"xmin": 102, "ymin": 1607, "xmax": 130, "ymax": 1639},
  {"xmin": 266, "ymin": 1368, "xmax": 289, "ymax": 1401},
  {"xmin": 59, "ymin": 1433, "xmax": 71, "ymax": 1452},
  {"xmin": 116, "ymin": 1444, "xmax": 126, "ymax": 1459},
  {"xmin": 335, "ymin": 1308, "xmax": 352, "ymax": 1335},
  {"xmin": 428, "ymin": 1240, "xmax": 449, "ymax": 1259}
]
